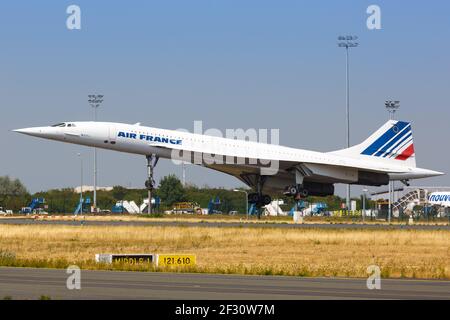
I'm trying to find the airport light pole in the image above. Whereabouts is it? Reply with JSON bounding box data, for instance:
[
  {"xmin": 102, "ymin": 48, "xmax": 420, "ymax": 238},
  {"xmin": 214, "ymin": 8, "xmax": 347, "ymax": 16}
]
[
  {"xmin": 88, "ymin": 94, "xmax": 104, "ymax": 212},
  {"xmin": 385, "ymin": 100, "xmax": 400, "ymax": 223},
  {"xmin": 338, "ymin": 35, "xmax": 359, "ymax": 213},
  {"xmin": 362, "ymin": 188, "xmax": 368, "ymax": 223},
  {"xmin": 182, "ymin": 162, "xmax": 186, "ymax": 187},
  {"xmin": 234, "ymin": 189, "xmax": 249, "ymax": 220},
  {"xmin": 77, "ymin": 153, "xmax": 83, "ymax": 215}
]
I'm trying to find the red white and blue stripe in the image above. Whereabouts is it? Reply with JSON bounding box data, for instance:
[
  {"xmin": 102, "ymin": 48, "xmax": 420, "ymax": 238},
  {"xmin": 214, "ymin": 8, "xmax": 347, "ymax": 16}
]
[{"xmin": 361, "ymin": 121, "xmax": 415, "ymax": 161}]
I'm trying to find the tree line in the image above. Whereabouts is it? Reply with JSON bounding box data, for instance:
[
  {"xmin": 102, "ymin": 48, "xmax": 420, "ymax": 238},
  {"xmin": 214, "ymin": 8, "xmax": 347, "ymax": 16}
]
[{"xmin": 0, "ymin": 175, "xmax": 371, "ymax": 214}]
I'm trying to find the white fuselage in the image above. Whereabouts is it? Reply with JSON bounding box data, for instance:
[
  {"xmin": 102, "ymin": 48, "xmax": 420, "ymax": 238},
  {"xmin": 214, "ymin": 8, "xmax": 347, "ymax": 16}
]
[{"xmin": 14, "ymin": 121, "xmax": 443, "ymax": 193}]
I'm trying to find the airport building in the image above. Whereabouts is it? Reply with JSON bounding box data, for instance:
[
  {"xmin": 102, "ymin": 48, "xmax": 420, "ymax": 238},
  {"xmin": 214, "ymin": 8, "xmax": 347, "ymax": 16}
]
[{"xmin": 73, "ymin": 186, "xmax": 113, "ymax": 193}]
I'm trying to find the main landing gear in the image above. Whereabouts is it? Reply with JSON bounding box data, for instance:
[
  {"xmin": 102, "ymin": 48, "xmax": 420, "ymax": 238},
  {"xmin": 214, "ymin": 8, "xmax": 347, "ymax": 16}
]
[
  {"xmin": 285, "ymin": 166, "xmax": 310, "ymax": 200},
  {"xmin": 247, "ymin": 193, "xmax": 272, "ymax": 206},
  {"xmin": 145, "ymin": 154, "xmax": 159, "ymax": 214},
  {"xmin": 284, "ymin": 184, "xmax": 309, "ymax": 199},
  {"xmin": 247, "ymin": 193, "xmax": 272, "ymax": 219},
  {"xmin": 244, "ymin": 175, "xmax": 272, "ymax": 219},
  {"xmin": 247, "ymin": 183, "xmax": 311, "ymax": 218}
]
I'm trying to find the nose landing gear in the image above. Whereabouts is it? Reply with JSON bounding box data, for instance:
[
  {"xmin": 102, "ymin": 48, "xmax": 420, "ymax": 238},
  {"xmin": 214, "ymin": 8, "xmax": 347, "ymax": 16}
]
[{"xmin": 145, "ymin": 154, "xmax": 159, "ymax": 214}]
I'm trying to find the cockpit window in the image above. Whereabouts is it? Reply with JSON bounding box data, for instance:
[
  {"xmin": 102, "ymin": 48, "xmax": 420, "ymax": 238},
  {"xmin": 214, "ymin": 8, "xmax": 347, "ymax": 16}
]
[{"xmin": 51, "ymin": 123, "xmax": 66, "ymax": 127}]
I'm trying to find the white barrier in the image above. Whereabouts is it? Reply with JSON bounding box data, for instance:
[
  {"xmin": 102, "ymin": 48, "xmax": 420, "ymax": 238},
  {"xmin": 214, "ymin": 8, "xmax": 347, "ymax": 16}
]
[
  {"xmin": 95, "ymin": 254, "xmax": 155, "ymax": 264},
  {"xmin": 95, "ymin": 253, "xmax": 196, "ymax": 267}
]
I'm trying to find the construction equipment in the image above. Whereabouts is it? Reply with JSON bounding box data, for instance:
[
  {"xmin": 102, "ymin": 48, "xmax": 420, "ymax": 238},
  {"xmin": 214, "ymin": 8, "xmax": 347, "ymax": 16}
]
[
  {"xmin": 207, "ymin": 196, "xmax": 221, "ymax": 214},
  {"xmin": 140, "ymin": 197, "xmax": 161, "ymax": 214},
  {"xmin": 264, "ymin": 200, "xmax": 285, "ymax": 216},
  {"xmin": 20, "ymin": 198, "xmax": 45, "ymax": 214},
  {"xmin": 112, "ymin": 200, "xmax": 140, "ymax": 214},
  {"xmin": 171, "ymin": 202, "xmax": 200, "ymax": 214},
  {"xmin": 74, "ymin": 196, "xmax": 91, "ymax": 215},
  {"xmin": 289, "ymin": 200, "xmax": 307, "ymax": 216},
  {"xmin": 302, "ymin": 202, "xmax": 328, "ymax": 216},
  {"xmin": 248, "ymin": 203, "xmax": 258, "ymax": 216},
  {"xmin": 0, "ymin": 207, "xmax": 13, "ymax": 216}
]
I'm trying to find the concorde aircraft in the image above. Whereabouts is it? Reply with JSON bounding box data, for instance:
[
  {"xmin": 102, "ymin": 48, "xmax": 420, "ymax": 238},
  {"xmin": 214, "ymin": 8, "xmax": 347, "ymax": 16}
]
[{"xmin": 14, "ymin": 120, "xmax": 443, "ymax": 208}]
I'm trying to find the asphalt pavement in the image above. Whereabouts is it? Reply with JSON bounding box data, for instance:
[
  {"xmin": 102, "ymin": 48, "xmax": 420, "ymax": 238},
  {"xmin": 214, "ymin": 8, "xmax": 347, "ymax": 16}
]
[{"xmin": 0, "ymin": 267, "xmax": 449, "ymax": 300}]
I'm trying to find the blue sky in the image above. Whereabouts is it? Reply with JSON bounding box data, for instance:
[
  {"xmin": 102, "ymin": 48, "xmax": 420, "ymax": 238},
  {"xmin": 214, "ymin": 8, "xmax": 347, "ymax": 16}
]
[{"xmin": 1, "ymin": 1, "xmax": 449, "ymax": 196}]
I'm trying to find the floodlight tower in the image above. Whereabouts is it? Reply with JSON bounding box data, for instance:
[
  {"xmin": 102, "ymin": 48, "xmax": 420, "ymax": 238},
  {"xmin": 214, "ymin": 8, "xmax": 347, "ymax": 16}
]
[
  {"xmin": 362, "ymin": 188, "xmax": 368, "ymax": 223},
  {"xmin": 385, "ymin": 100, "xmax": 400, "ymax": 223},
  {"xmin": 338, "ymin": 35, "xmax": 359, "ymax": 212},
  {"xmin": 88, "ymin": 94, "xmax": 104, "ymax": 212},
  {"xmin": 182, "ymin": 162, "xmax": 186, "ymax": 187},
  {"xmin": 77, "ymin": 153, "xmax": 83, "ymax": 215},
  {"xmin": 385, "ymin": 100, "xmax": 400, "ymax": 120}
]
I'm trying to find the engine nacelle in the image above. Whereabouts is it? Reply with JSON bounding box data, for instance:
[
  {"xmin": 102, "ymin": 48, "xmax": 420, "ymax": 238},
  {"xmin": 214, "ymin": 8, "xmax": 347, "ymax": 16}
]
[
  {"xmin": 303, "ymin": 182, "xmax": 334, "ymax": 197},
  {"xmin": 356, "ymin": 171, "xmax": 389, "ymax": 186}
]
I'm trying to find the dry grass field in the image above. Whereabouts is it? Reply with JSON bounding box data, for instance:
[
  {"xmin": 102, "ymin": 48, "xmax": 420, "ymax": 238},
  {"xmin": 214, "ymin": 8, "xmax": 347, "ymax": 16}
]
[
  {"xmin": 0, "ymin": 224, "xmax": 449, "ymax": 279},
  {"xmin": 2, "ymin": 214, "xmax": 448, "ymax": 225}
]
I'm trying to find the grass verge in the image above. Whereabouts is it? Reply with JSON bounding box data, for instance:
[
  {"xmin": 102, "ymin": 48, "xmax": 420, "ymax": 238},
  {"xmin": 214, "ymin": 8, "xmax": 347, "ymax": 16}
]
[{"xmin": 0, "ymin": 224, "xmax": 448, "ymax": 279}]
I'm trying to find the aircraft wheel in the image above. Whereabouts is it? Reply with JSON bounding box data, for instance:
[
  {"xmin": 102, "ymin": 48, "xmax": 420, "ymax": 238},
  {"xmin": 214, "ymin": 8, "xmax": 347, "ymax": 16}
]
[
  {"xmin": 298, "ymin": 188, "xmax": 308, "ymax": 197},
  {"xmin": 288, "ymin": 186, "xmax": 298, "ymax": 196},
  {"xmin": 262, "ymin": 195, "xmax": 272, "ymax": 206},
  {"xmin": 248, "ymin": 193, "xmax": 259, "ymax": 204}
]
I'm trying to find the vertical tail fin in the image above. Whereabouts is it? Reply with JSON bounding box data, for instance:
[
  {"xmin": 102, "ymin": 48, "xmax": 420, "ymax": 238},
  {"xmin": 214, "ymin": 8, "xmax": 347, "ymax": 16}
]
[{"xmin": 331, "ymin": 120, "xmax": 416, "ymax": 167}]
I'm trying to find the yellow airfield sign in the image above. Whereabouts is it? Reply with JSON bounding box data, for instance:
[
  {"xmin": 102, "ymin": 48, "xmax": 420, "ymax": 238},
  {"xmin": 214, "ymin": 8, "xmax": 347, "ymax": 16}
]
[{"xmin": 157, "ymin": 254, "xmax": 196, "ymax": 267}]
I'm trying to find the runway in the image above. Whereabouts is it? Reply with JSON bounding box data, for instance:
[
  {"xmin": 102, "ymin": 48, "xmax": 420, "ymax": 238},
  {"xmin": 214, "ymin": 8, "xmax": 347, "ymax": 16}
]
[
  {"xmin": 0, "ymin": 218, "xmax": 448, "ymax": 230},
  {"xmin": 0, "ymin": 267, "xmax": 449, "ymax": 300}
]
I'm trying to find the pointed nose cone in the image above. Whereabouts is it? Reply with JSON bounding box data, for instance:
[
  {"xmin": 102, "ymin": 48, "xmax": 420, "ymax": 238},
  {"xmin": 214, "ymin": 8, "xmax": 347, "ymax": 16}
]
[
  {"xmin": 13, "ymin": 127, "xmax": 43, "ymax": 136},
  {"xmin": 431, "ymin": 170, "xmax": 445, "ymax": 177},
  {"xmin": 13, "ymin": 126, "xmax": 64, "ymax": 141}
]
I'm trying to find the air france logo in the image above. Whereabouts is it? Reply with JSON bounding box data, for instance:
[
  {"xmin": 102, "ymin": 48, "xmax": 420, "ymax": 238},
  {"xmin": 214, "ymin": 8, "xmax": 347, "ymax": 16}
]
[{"xmin": 118, "ymin": 131, "xmax": 182, "ymax": 145}]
